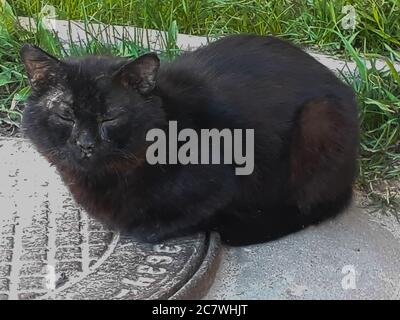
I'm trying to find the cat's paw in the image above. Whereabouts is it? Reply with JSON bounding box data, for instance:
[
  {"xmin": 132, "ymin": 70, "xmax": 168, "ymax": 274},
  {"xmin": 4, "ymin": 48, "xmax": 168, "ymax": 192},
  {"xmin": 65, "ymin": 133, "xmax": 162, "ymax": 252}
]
[{"xmin": 120, "ymin": 228, "xmax": 166, "ymax": 244}]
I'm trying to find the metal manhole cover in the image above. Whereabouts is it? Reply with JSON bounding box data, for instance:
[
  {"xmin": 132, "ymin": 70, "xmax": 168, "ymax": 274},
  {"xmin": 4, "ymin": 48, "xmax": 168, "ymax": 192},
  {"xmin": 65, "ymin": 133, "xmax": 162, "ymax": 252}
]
[{"xmin": 0, "ymin": 138, "xmax": 221, "ymax": 300}]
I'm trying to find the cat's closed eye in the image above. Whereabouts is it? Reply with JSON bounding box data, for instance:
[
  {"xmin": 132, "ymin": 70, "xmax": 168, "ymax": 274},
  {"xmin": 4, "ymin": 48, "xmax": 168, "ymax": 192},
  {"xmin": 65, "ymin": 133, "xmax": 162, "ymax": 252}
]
[
  {"xmin": 101, "ymin": 117, "xmax": 118, "ymax": 124},
  {"xmin": 98, "ymin": 112, "xmax": 125, "ymax": 126},
  {"xmin": 58, "ymin": 113, "xmax": 74, "ymax": 122},
  {"xmin": 54, "ymin": 111, "xmax": 75, "ymax": 124},
  {"xmin": 99, "ymin": 117, "xmax": 120, "ymax": 141}
]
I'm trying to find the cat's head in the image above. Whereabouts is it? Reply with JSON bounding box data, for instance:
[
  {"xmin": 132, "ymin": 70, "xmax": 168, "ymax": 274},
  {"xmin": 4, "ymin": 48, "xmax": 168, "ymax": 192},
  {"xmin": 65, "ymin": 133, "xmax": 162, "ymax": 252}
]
[{"xmin": 20, "ymin": 44, "xmax": 166, "ymax": 173}]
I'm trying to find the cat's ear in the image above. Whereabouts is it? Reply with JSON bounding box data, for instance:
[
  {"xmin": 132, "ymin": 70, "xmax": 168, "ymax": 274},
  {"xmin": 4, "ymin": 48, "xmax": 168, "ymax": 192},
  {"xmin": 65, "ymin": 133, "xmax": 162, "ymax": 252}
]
[
  {"xmin": 113, "ymin": 53, "xmax": 160, "ymax": 95},
  {"xmin": 20, "ymin": 44, "xmax": 62, "ymax": 90}
]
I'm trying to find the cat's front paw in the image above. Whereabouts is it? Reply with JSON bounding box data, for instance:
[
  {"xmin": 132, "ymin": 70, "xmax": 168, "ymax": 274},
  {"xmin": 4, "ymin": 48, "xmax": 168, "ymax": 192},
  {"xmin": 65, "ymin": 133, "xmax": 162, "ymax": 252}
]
[{"xmin": 120, "ymin": 229, "xmax": 166, "ymax": 244}]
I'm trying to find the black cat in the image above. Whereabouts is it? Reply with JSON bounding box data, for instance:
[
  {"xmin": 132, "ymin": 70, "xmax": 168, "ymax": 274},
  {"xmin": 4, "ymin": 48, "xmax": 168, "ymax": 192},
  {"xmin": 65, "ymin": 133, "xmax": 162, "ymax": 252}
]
[{"xmin": 20, "ymin": 35, "xmax": 359, "ymax": 246}]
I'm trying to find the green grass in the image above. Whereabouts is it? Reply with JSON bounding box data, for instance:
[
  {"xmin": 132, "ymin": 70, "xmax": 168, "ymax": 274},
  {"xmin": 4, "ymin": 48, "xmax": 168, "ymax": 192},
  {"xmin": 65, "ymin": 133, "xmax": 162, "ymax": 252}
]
[
  {"xmin": 10, "ymin": 0, "xmax": 400, "ymax": 55},
  {"xmin": 0, "ymin": 0, "xmax": 179, "ymax": 130},
  {"xmin": 0, "ymin": 1, "xmax": 30, "ymax": 130},
  {"xmin": 342, "ymin": 53, "xmax": 400, "ymax": 210},
  {"xmin": 1, "ymin": 0, "xmax": 399, "ymax": 208}
]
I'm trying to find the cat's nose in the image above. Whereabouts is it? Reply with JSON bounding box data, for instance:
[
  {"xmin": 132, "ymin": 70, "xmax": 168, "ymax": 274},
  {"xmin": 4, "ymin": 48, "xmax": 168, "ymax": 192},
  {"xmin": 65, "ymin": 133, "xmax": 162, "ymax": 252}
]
[{"xmin": 76, "ymin": 139, "xmax": 95, "ymax": 157}]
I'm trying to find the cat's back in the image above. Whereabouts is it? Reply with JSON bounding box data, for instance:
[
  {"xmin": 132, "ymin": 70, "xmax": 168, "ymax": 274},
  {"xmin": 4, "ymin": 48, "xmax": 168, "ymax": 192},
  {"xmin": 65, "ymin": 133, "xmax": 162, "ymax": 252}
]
[
  {"xmin": 159, "ymin": 35, "xmax": 356, "ymax": 129},
  {"xmin": 163, "ymin": 35, "xmax": 354, "ymax": 106},
  {"xmin": 176, "ymin": 35, "xmax": 319, "ymax": 76}
]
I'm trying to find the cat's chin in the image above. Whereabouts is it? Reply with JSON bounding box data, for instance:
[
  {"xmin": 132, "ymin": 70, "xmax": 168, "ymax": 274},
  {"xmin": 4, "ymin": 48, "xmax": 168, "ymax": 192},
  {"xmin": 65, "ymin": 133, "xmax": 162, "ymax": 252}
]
[
  {"xmin": 54, "ymin": 156, "xmax": 99, "ymax": 175},
  {"xmin": 41, "ymin": 148, "xmax": 98, "ymax": 173}
]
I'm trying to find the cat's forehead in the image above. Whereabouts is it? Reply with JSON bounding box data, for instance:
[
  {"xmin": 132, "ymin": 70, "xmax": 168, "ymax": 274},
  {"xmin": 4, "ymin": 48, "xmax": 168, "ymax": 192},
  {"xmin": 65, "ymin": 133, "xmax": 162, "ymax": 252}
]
[
  {"xmin": 42, "ymin": 87, "xmax": 73, "ymax": 110},
  {"xmin": 59, "ymin": 56, "xmax": 125, "ymax": 110},
  {"xmin": 38, "ymin": 56, "xmax": 131, "ymax": 113},
  {"xmin": 42, "ymin": 81, "xmax": 104, "ymax": 113},
  {"xmin": 64, "ymin": 55, "xmax": 127, "ymax": 79}
]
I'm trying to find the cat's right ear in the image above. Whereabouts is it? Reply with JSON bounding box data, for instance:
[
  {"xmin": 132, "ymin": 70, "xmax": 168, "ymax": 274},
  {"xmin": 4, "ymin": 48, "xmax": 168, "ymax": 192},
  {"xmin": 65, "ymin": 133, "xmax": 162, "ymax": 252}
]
[
  {"xmin": 20, "ymin": 44, "xmax": 62, "ymax": 90},
  {"xmin": 113, "ymin": 53, "xmax": 160, "ymax": 95}
]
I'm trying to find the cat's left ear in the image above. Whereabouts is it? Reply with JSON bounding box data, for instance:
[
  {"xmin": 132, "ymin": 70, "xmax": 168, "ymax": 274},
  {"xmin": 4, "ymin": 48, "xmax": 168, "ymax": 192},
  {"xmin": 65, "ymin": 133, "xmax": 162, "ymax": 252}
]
[
  {"xmin": 20, "ymin": 44, "xmax": 62, "ymax": 90},
  {"xmin": 113, "ymin": 53, "xmax": 160, "ymax": 95}
]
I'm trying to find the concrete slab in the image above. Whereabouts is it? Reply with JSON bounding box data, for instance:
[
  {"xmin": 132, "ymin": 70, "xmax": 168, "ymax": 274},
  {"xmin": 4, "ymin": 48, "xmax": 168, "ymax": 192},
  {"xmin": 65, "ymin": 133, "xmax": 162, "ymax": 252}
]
[
  {"xmin": 0, "ymin": 138, "xmax": 221, "ymax": 300},
  {"xmin": 18, "ymin": 17, "xmax": 400, "ymax": 74},
  {"xmin": 205, "ymin": 205, "xmax": 400, "ymax": 300}
]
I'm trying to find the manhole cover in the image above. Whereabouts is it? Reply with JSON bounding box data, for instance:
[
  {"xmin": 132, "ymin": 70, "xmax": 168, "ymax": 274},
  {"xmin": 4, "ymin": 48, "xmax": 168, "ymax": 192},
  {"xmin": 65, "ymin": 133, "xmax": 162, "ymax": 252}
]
[{"xmin": 0, "ymin": 138, "xmax": 221, "ymax": 300}]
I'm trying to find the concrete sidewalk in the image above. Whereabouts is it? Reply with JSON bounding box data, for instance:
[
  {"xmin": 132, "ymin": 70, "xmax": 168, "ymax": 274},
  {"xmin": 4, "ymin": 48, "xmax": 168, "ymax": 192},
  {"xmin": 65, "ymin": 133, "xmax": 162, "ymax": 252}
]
[
  {"xmin": 206, "ymin": 205, "xmax": 400, "ymax": 299},
  {"xmin": 1, "ymin": 137, "xmax": 400, "ymax": 299}
]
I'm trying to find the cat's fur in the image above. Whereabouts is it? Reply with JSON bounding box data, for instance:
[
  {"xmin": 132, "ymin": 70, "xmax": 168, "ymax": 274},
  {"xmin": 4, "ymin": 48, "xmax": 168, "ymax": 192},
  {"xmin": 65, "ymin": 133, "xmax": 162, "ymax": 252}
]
[{"xmin": 21, "ymin": 35, "xmax": 359, "ymax": 246}]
